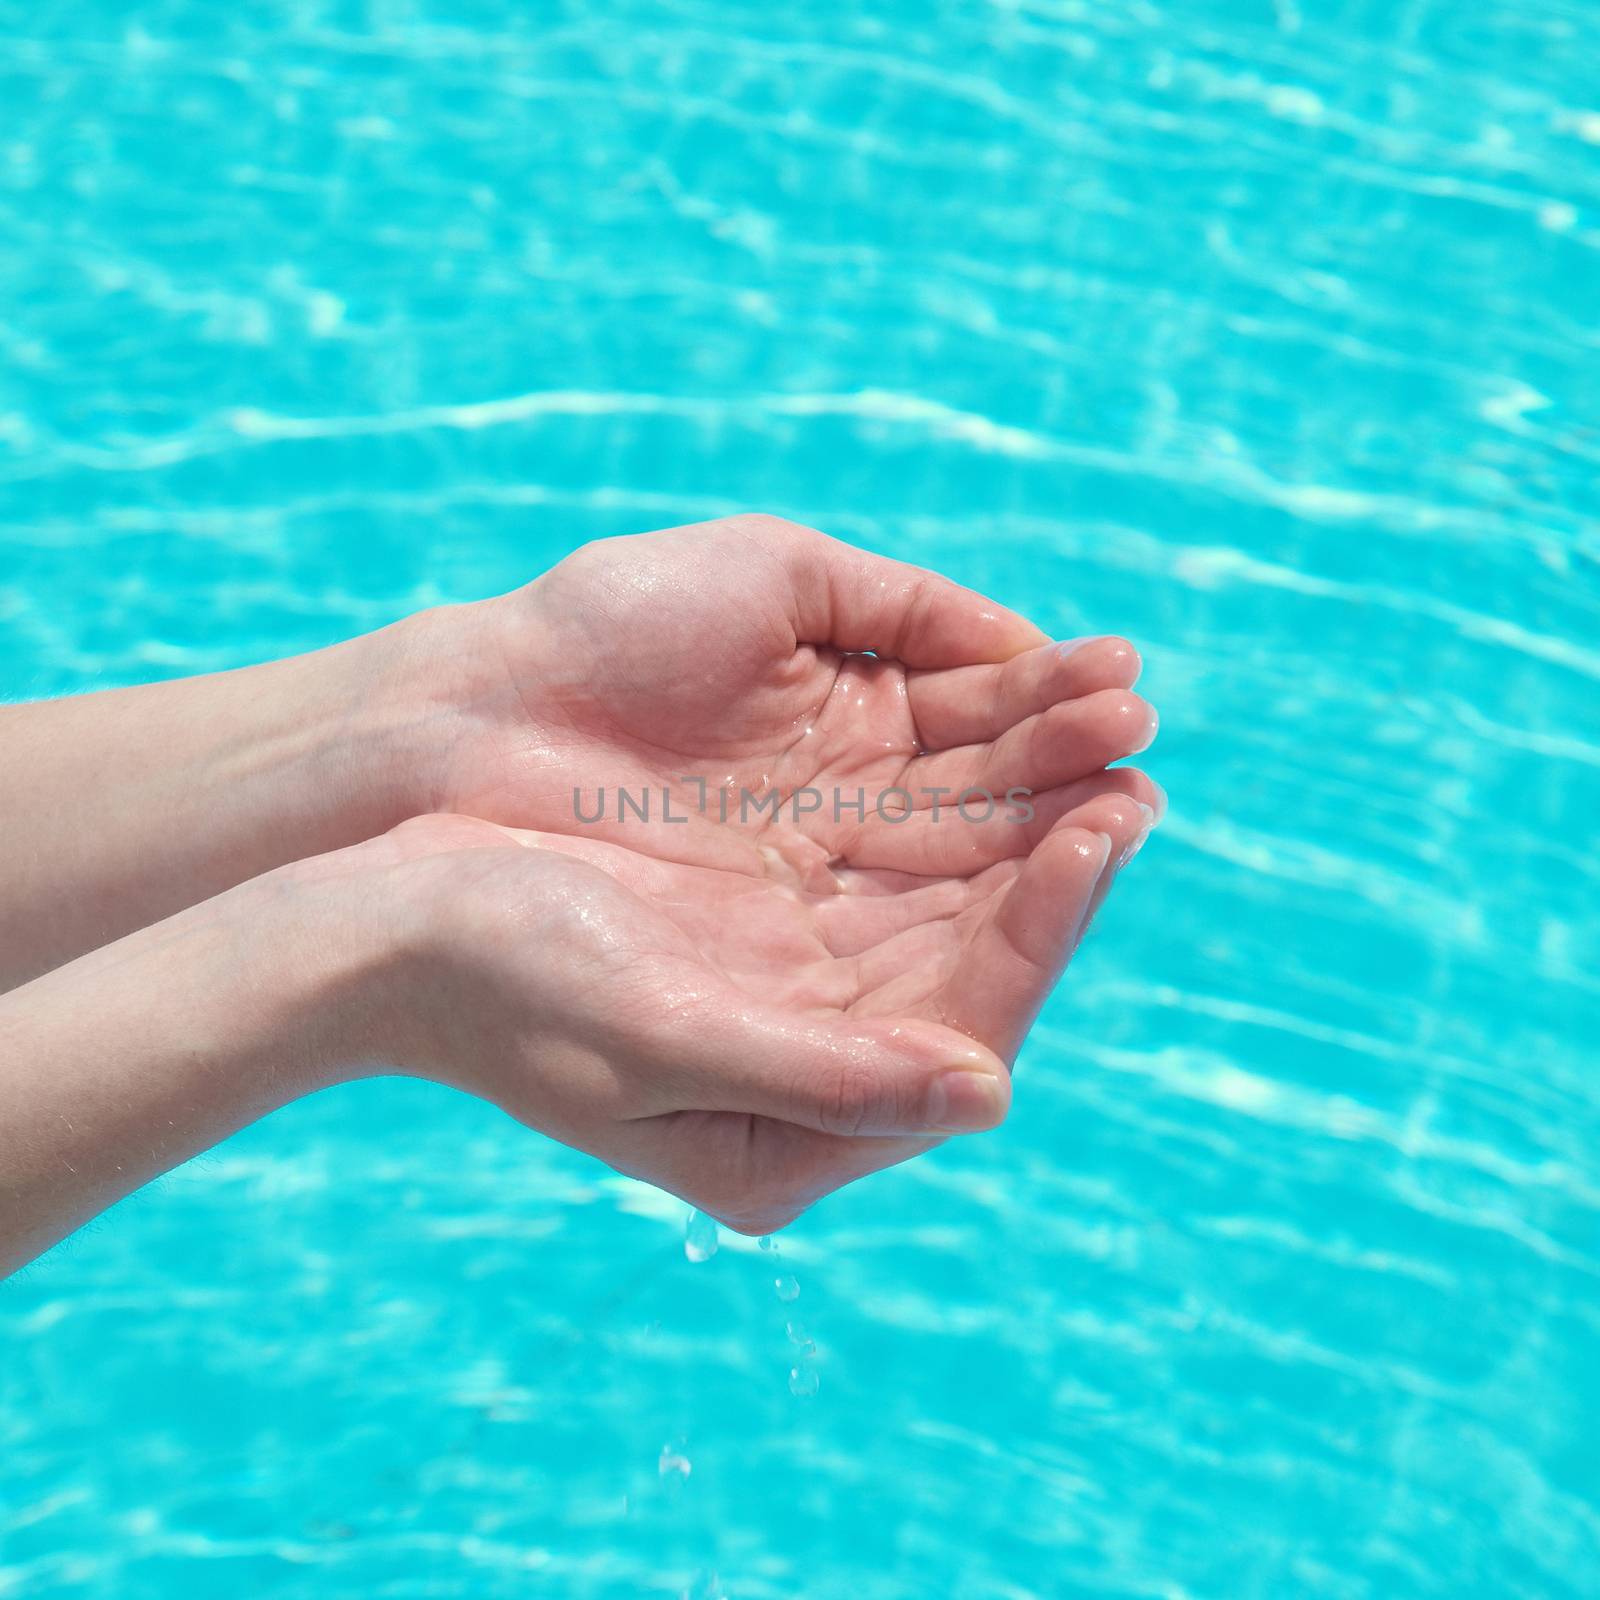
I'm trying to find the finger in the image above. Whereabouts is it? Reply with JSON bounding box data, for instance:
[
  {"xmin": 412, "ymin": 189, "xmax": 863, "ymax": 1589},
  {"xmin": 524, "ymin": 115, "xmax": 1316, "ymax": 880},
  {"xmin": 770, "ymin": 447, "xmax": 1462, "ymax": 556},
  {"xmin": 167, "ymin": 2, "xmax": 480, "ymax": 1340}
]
[
  {"xmin": 937, "ymin": 824, "xmax": 1114, "ymax": 1061},
  {"xmin": 1070, "ymin": 792, "xmax": 1159, "ymax": 953},
  {"xmin": 906, "ymin": 636, "xmax": 1142, "ymax": 750},
  {"xmin": 838, "ymin": 780, "xmax": 1164, "ymax": 979},
  {"xmin": 645, "ymin": 996, "xmax": 1012, "ymax": 1138},
  {"xmin": 772, "ymin": 518, "xmax": 1048, "ymax": 667},
  {"xmin": 810, "ymin": 857, "xmax": 1019, "ymax": 956},
  {"xmin": 835, "ymin": 766, "xmax": 1165, "ymax": 877},
  {"xmin": 824, "ymin": 790, "xmax": 1155, "ymax": 1016},
  {"xmin": 902, "ymin": 687, "xmax": 1157, "ymax": 804}
]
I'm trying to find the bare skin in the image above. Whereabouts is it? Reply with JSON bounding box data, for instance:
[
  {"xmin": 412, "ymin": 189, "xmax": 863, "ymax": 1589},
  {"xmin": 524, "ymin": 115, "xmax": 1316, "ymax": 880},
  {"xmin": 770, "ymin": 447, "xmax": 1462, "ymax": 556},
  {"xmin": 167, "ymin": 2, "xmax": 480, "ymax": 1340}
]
[{"xmin": 0, "ymin": 515, "xmax": 1161, "ymax": 1274}]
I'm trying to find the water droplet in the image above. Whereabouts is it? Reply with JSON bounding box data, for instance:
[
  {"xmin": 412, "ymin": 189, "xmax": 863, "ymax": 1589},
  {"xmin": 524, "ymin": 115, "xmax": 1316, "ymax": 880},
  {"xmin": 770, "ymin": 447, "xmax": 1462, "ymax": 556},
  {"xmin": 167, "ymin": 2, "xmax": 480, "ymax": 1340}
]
[
  {"xmin": 684, "ymin": 1210, "xmax": 718, "ymax": 1263},
  {"xmin": 773, "ymin": 1274, "xmax": 800, "ymax": 1303},
  {"xmin": 788, "ymin": 1365, "xmax": 819, "ymax": 1397},
  {"xmin": 784, "ymin": 1318, "xmax": 808, "ymax": 1346},
  {"xmin": 758, "ymin": 1234, "xmax": 775, "ymax": 1252},
  {"xmin": 658, "ymin": 1445, "xmax": 692, "ymax": 1478}
]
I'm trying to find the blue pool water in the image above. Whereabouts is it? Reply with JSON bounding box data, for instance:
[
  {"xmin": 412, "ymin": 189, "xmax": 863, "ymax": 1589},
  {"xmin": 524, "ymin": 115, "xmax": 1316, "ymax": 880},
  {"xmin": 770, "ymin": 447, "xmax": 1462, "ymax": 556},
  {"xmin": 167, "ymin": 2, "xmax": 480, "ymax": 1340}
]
[{"xmin": 3, "ymin": 2, "xmax": 1599, "ymax": 1595}]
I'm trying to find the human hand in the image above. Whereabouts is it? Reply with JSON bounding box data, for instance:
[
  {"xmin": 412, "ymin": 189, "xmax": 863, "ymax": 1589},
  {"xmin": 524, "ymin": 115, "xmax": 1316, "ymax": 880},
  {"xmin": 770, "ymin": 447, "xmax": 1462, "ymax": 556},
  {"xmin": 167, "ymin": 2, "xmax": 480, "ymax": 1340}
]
[
  {"xmin": 301, "ymin": 776, "xmax": 1155, "ymax": 1235},
  {"xmin": 430, "ymin": 513, "xmax": 1163, "ymax": 883}
]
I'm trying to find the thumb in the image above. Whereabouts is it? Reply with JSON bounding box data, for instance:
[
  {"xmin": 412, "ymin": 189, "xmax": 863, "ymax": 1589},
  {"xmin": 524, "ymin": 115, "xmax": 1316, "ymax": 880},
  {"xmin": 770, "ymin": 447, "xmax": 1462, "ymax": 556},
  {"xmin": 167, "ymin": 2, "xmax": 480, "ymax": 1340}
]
[
  {"xmin": 652, "ymin": 1000, "xmax": 1012, "ymax": 1138},
  {"xmin": 777, "ymin": 520, "xmax": 1048, "ymax": 668}
]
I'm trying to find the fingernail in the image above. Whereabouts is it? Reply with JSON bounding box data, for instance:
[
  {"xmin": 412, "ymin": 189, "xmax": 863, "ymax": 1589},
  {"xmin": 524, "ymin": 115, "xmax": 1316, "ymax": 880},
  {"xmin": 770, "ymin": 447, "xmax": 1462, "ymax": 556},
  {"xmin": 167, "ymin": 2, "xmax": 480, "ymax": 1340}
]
[
  {"xmin": 924, "ymin": 1070, "xmax": 1007, "ymax": 1134},
  {"xmin": 1117, "ymin": 803, "xmax": 1156, "ymax": 867},
  {"xmin": 1131, "ymin": 704, "xmax": 1159, "ymax": 754},
  {"xmin": 1055, "ymin": 636, "xmax": 1098, "ymax": 657}
]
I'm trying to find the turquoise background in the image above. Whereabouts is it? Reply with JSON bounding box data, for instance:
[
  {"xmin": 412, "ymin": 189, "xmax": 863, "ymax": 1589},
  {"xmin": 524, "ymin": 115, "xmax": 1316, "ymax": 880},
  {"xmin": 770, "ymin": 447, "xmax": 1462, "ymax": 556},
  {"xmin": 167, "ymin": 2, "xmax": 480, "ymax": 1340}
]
[{"xmin": 2, "ymin": 2, "xmax": 1598, "ymax": 1595}]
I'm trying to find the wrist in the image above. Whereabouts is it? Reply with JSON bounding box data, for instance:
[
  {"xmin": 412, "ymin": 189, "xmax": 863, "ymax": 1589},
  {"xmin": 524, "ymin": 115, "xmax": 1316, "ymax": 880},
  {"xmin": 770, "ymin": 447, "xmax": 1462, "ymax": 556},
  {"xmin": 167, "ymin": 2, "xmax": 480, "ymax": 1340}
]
[
  {"xmin": 232, "ymin": 597, "xmax": 512, "ymax": 854},
  {"xmin": 223, "ymin": 863, "xmax": 426, "ymax": 1094},
  {"xmin": 281, "ymin": 605, "xmax": 464, "ymax": 829},
  {"xmin": 341, "ymin": 598, "xmax": 521, "ymax": 816},
  {"xmin": 149, "ymin": 875, "xmax": 399, "ymax": 1097}
]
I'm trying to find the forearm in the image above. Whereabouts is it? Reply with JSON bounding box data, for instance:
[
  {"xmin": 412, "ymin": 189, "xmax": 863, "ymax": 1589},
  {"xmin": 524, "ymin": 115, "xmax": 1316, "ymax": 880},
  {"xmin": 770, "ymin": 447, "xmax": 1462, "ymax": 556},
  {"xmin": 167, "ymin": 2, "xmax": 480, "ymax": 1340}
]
[
  {"xmin": 0, "ymin": 606, "xmax": 472, "ymax": 990},
  {"xmin": 0, "ymin": 872, "xmax": 395, "ymax": 1277}
]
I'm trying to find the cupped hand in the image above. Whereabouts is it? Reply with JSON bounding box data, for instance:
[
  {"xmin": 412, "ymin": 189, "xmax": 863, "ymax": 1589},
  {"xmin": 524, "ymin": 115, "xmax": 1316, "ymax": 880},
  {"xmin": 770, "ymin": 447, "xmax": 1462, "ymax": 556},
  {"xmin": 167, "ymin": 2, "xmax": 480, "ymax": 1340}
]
[
  {"xmin": 437, "ymin": 513, "xmax": 1163, "ymax": 885},
  {"xmin": 316, "ymin": 784, "xmax": 1155, "ymax": 1235}
]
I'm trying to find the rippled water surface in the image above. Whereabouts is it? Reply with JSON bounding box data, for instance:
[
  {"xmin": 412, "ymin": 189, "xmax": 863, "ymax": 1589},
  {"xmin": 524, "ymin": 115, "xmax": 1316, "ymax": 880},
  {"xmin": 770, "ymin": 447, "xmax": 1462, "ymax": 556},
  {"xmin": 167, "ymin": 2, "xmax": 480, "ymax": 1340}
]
[{"xmin": 3, "ymin": 2, "xmax": 1599, "ymax": 1595}]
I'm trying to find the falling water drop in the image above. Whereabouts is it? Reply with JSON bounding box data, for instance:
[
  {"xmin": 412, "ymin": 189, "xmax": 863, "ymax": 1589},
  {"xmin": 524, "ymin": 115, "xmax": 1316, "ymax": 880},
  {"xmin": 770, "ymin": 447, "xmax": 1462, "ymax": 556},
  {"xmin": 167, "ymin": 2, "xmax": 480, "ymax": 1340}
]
[
  {"xmin": 658, "ymin": 1445, "xmax": 692, "ymax": 1479},
  {"xmin": 762, "ymin": 1237, "xmax": 816, "ymax": 1395},
  {"xmin": 684, "ymin": 1210, "xmax": 719, "ymax": 1263}
]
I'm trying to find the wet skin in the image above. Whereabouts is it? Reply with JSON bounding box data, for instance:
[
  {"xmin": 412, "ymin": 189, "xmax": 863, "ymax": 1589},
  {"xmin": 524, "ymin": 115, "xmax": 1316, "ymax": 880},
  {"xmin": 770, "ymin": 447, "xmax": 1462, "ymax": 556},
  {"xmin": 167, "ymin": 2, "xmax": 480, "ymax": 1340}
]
[{"xmin": 0, "ymin": 514, "xmax": 1161, "ymax": 1269}]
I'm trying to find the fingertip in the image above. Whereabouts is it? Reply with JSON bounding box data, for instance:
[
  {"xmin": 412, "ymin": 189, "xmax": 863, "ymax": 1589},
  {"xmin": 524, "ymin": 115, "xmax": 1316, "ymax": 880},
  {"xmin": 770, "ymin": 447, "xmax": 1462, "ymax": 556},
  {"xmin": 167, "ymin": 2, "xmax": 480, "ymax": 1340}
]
[
  {"xmin": 1035, "ymin": 823, "xmax": 1114, "ymax": 877},
  {"xmin": 1099, "ymin": 688, "xmax": 1158, "ymax": 754},
  {"xmin": 923, "ymin": 1065, "xmax": 1012, "ymax": 1134},
  {"xmin": 1078, "ymin": 765, "xmax": 1165, "ymax": 822},
  {"xmin": 1056, "ymin": 795, "xmax": 1154, "ymax": 870},
  {"xmin": 1057, "ymin": 634, "xmax": 1142, "ymax": 688},
  {"xmin": 1100, "ymin": 635, "xmax": 1143, "ymax": 686},
  {"xmin": 1090, "ymin": 793, "xmax": 1146, "ymax": 835},
  {"xmin": 1121, "ymin": 804, "xmax": 1158, "ymax": 867},
  {"xmin": 1133, "ymin": 772, "xmax": 1168, "ymax": 822}
]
